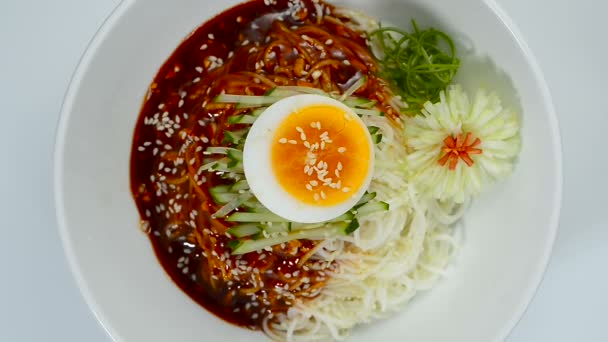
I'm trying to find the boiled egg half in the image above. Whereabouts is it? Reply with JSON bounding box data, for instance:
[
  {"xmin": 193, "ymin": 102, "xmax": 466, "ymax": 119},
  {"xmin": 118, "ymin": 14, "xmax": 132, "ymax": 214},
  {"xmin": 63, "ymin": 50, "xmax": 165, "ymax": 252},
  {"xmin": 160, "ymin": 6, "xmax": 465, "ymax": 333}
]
[{"xmin": 243, "ymin": 94, "xmax": 375, "ymax": 223}]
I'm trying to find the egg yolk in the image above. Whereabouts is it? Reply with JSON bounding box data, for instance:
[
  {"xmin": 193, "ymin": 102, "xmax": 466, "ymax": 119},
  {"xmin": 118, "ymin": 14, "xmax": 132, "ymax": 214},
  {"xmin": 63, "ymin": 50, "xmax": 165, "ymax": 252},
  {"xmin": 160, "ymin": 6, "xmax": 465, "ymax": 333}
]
[{"xmin": 271, "ymin": 104, "xmax": 372, "ymax": 206}]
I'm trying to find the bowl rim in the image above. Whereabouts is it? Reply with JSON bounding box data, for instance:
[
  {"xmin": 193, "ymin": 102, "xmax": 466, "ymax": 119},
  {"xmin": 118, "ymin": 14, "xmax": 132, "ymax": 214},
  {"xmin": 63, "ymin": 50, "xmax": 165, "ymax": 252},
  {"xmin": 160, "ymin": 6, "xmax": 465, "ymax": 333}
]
[{"xmin": 53, "ymin": 0, "xmax": 563, "ymax": 341}]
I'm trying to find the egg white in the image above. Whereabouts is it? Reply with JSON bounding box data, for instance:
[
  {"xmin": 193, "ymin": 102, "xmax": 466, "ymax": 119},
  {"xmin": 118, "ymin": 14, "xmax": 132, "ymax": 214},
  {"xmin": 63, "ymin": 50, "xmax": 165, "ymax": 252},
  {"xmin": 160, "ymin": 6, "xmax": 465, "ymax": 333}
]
[{"xmin": 243, "ymin": 94, "xmax": 375, "ymax": 223}]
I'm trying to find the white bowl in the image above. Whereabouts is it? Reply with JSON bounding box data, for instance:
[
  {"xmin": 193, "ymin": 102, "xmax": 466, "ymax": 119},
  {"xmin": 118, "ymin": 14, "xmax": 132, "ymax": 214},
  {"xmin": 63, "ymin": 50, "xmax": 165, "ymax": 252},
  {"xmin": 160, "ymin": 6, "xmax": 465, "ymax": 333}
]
[{"xmin": 54, "ymin": 0, "xmax": 562, "ymax": 341}]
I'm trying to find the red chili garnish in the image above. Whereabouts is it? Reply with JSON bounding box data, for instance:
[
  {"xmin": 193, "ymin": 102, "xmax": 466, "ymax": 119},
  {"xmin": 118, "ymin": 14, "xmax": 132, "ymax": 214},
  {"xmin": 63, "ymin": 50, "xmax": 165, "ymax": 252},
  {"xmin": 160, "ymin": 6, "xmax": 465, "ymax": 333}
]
[{"xmin": 438, "ymin": 132, "xmax": 483, "ymax": 170}]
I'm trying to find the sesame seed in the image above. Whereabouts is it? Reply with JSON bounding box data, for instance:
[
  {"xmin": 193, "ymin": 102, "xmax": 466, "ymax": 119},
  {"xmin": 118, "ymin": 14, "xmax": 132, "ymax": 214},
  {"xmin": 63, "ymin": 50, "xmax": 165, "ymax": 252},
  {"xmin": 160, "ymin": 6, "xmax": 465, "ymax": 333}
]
[
  {"xmin": 338, "ymin": 147, "xmax": 346, "ymax": 153},
  {"xmin": 288, "ymin": 140, "xmax": 297, "ymax": 144},
  {"xmin": 278, "ymin": 138, "xmax": 288, "ymax": 144},
  {"xmin": 242, "ymin": 39, "xmax": 250, "ymax": 46},
  {"xmin": 200, "ymin": 44, "xmax": 208, "ymax": 50},
  {"xmin": 195, "ymin": 66, "xmax": 203, "ymax": 73},
  {"xmin": 342, "ymin": 187, "xmax": 351, "ymax": 192},
  {"xmin": 192, "ymin": 77, "xmax": 201, "ymax": 83},
  {"xmin": 337, "ymin": 162, "xmax": 343, "ymax": 170},
  {"xmin": 320, "ymin": 191, "xmax": 326, "ymax": 199},
  {"xmin": 208, "ymin": 33, "xmax": 215, "ymax": 39},
  {"xmin": 311, "ymin": 70, "xmax": 322, "ymax": 80},
  {"xmin": 343, "ymin": 60, "xmax": 351, "ymax": 66},
  {"xmin": 325, "ymin": 39, "xmax": 333, "ymax": 45},
  {"xmin": 300, "ymin": 133, "xmax": 306, "ymax": 141},
  {"xmin": 313, "ymin": 193, "xmax": 320, "ymax": 201},
  {"xmin": 306, "ymin": 184, "xmax": 313, "ymax": 191}
]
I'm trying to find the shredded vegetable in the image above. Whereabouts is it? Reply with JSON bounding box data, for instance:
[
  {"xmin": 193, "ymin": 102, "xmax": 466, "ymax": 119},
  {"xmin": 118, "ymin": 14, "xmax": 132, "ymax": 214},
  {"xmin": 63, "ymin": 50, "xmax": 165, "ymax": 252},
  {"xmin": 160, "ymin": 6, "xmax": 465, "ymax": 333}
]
[
  {"xmin": 209, "ymin": 83, "xmax": 390, "ymax": 254},
  {"xmin": 370, "ymin": 20, "xmax": 460, "ymax": 112},
  {"xmin": 405, "ymin": 84, "xmax": 521, "ymax": 203}
]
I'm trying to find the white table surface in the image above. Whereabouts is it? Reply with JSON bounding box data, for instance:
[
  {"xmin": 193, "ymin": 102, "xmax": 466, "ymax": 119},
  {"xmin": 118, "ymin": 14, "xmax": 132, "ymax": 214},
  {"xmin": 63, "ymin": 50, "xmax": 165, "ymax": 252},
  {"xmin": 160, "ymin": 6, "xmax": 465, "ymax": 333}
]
[{"xmin": 1, "ymin": 0, "xmax": 606, "ymax": 341}]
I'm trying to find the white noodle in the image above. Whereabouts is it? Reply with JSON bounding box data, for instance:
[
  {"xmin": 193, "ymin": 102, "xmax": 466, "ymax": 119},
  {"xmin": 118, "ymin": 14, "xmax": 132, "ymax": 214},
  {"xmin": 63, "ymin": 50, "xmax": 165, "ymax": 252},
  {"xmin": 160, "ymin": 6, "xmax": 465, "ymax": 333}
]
[{"xmin": 264, "ymin": 116, "xmax": 464, "ymax": 341}]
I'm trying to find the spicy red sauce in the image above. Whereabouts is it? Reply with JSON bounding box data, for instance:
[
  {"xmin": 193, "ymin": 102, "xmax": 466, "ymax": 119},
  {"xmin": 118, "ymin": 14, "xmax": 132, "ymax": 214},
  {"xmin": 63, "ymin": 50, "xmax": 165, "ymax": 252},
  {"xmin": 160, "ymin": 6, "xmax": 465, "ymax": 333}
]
[{"xmin": 130, "ymin": 0, "xmax": 391, "ymax": 329}]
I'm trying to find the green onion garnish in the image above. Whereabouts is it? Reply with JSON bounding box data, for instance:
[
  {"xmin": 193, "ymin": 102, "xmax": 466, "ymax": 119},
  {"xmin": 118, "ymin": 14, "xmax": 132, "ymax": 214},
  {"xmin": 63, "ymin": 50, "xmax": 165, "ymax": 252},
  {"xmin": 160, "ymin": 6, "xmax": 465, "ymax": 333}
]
[{"xmin": 370, "ymin": 20, "xmax": 460, "ymax": 112}]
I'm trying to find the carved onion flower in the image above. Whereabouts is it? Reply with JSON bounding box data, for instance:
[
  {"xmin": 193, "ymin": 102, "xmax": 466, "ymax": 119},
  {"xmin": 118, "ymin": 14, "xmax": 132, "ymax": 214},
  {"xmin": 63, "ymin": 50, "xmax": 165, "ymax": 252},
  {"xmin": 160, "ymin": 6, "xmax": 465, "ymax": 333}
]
[{"xmin": 405, "ymin": 85, "xmax": 521, "ymax": 203}]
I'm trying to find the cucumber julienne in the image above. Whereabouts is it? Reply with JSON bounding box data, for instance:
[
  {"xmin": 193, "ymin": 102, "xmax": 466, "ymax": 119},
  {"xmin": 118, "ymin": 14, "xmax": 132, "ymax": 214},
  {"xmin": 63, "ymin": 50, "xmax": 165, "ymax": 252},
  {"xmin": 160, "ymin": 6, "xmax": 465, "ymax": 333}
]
[{"xmin": 204, "ymin": 81, "xmax": 389, "ymax": 254}]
